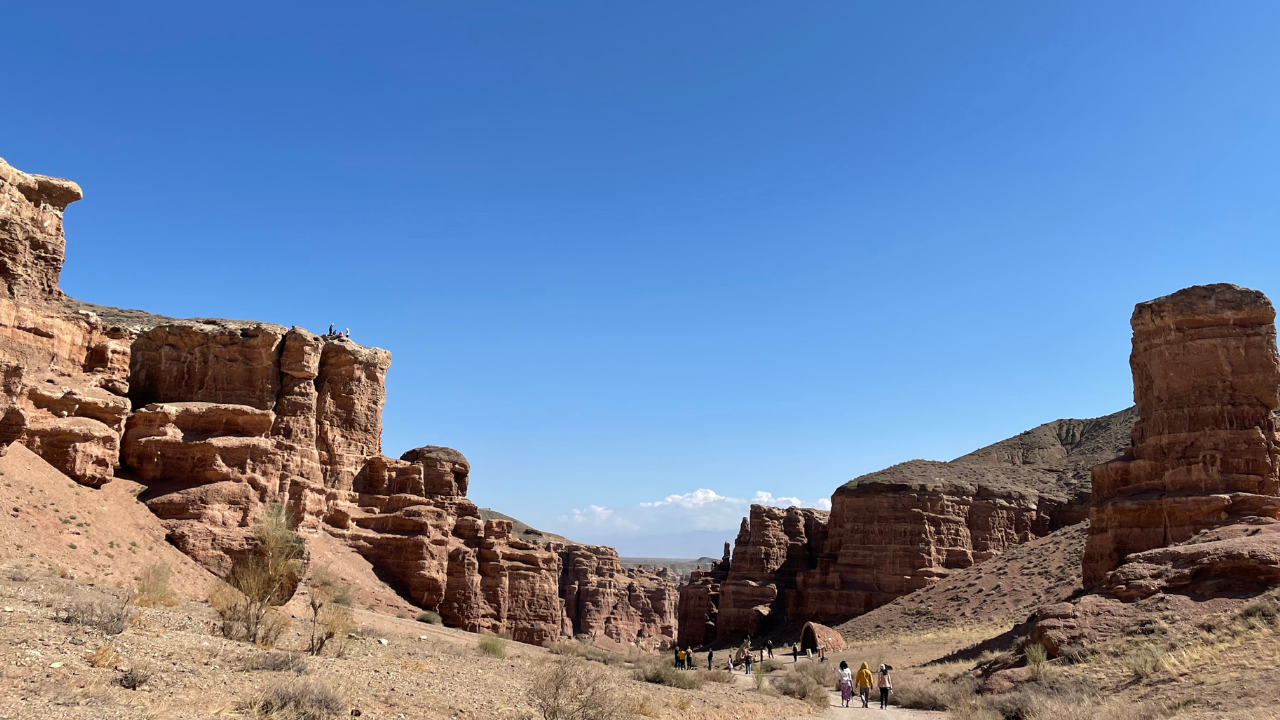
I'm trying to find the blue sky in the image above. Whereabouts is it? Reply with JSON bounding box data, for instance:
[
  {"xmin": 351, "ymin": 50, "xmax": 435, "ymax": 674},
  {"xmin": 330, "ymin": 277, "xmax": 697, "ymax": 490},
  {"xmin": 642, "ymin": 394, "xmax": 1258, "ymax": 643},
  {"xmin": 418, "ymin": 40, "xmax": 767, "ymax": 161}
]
[{"xmin": 5, "ymin": 2, "xmax": 1280, "ymax": 557}]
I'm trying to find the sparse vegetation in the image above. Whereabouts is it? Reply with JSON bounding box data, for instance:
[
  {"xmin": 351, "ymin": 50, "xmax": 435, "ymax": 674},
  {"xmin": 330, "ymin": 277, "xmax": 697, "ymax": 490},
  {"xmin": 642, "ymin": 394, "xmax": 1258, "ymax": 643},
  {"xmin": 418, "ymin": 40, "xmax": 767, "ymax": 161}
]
[
  {"xmin": 634, "ymin": 659, "xmax": 703, "ymax": 690},
  {"xmin": 85, "ymin": 643, "xmax": 119, "ymax": 668},
  {"xmin": 118, "ymin": 666, "xmax": 151, "ymax": 690},
  {"xmin": 771, "ymin": 662, "xmax": 830, "ymax": 709},
  {"xmin": 245, "ymin": 651, "xmax": 311, "ymax": 675},
  {"xmin": 528, "ymin": 656, "xmax": 627, "ymax": 720},
  {"xmin": 1025, "ymin": 642, "xmax": 1049, "ymax": 680},
  {"xmin": 478, "ymin": 632, "xmax": 507, "ymax": 658},
  {"xmin": 212, "ymin": 503, "xmax": 305, "ymax": 646},
  {"xmin": 56, "ymin": 594, "xmax": 134, "ymax": 635},
  {"xmin": 245, "ymin": 677, "xmax": 347, "ymax": 719},
  {"xmin": 305, "ymin": 567, "xmax": 353, "ymax": 656},
  {"xmin": 133, "ymin": 562, "xmax": 177, "ymax": 607},
  {"xmin": 415, "ymin": 610, "xmax": 442, "ymax": 625},
  {"xmin": 1122, "ymin": 643, "xmax": 1169, "ymax": 679}
]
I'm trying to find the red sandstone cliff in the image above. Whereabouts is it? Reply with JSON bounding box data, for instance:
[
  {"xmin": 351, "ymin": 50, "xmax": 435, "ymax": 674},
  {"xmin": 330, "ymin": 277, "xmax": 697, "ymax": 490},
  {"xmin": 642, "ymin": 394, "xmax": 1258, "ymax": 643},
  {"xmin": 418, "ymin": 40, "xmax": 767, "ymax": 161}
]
[
  {"xmin": 0, "ymin": 157, "xmax": 678, "ymax": 649},
  {"xmin": 1032, "ymin": 284, "xmax": 1280, "ymax": 657},
  {"xmin": 681, "ymin": 409, "xmax": 1134, "ymax": 644}
]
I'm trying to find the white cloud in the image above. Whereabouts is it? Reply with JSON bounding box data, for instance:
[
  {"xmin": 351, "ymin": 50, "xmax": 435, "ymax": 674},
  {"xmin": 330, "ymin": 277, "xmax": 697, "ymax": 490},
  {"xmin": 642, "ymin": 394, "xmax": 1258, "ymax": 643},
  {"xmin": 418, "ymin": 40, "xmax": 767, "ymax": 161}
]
[{"xmin": 564, "ymin": 487, "xmax": 832, "ymax": 538}]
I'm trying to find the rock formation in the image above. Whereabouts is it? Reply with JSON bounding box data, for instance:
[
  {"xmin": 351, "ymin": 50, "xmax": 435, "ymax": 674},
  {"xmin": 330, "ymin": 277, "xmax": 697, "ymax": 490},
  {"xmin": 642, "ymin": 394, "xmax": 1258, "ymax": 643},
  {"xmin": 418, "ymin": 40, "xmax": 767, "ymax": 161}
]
[
  {"xmin": 1032, "ymin": 284, "xmax": 1280, "ymax": 657},
  {"xmin": 676, "ymin": 544, "xmax": 731, "ymax": 647},
  {"xmin": 679, "ymin": 409, "xmax": 1134, "ymax": 643},
  {"xmin": 0, "ymin": 156, "xmax": 679, "ymax": 649},
  {"xmin": 1083, "ymin": 284, "xmax": 1280, "ymax": 586}
]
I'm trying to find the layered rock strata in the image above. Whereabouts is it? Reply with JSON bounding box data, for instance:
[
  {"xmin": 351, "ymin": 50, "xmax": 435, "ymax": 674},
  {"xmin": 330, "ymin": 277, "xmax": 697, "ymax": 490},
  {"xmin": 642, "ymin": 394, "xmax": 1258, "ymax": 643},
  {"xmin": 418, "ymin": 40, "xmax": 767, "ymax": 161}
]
[
  {"xmin": 1032, "ymin": 284, "xmax": 1280, "ymax": 657},
  {"xmin": 680, "ymin": 409, "xmax": 1135, "ymax": 642},
  {"xmin": 676, "ymin": 544, "xmax": 730, "ymax": 647},
  {"xmin": 1082, "ymin": 284, "xmax": 1280, "ymax": 585},
  {"xmin": 0, "ymin": 157, "xmax": 679, "ymax": 648}
]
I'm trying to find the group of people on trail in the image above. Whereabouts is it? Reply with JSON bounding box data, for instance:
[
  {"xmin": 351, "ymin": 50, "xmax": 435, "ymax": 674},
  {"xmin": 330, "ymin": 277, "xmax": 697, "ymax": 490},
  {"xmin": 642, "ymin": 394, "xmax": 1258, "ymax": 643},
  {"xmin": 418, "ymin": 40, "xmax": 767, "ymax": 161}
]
[
  {"xmin": 837, "ymin": 661, "xmax": 892, "ymax": 709},
  {"xmin": 673, "ymin": 646, "xmax": 702, "ymax": 670}
]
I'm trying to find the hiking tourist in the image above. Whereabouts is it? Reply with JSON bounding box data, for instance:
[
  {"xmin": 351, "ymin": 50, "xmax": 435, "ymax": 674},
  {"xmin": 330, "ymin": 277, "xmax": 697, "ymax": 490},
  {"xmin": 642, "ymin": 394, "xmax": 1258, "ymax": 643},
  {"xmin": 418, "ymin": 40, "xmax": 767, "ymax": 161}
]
[
  {"xmin": 766, "ymin": 639, "xmax": 773, "ymax": 659},
  {"xmin": 877, "ymin": 664, "xmax": 893, "ymax": 709},
  {"xmin": 673, "ymin": 645, "xmax": 681, "ymax": 669},
  {"xmin": 837, "ymin": 660, "xmax": 854, "ymax": 708},
  {"xmin": 686, "ymin": 648, "xmax": 695, "ymax": 670},
  {"xmin": 856, "ymin": 661, "xmax": 873, "ymax": 708},
  {"xmin": 792, "ymin": 642, "xmax": 799, "ymax": 663},
  {"xmin": 707, "ymin": 648, "xmax": 713, "ymax": 671},
  {"xmin": 744, "ymin": 651, "xmax": 753, "ymax": 675}
]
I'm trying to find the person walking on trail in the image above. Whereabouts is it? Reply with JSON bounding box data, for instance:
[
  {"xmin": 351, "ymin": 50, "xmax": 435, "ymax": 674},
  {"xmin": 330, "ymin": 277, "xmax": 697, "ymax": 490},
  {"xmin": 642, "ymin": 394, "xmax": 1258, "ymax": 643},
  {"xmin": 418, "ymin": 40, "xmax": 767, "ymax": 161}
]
[
  {"xmin": 744, "ymin": 652, "xmax": 753, "ymax": 675},
  {"xmin": 673, "ymin": 646, "xmax": 680, "ymax": 669},
  {"xmin": 707, "ymin": 649, "xmax": 713, "ymax": 671},
  {"xmin": 766, "ymin": 639, "xmax": 774, "ymax": 659},
  {"xmin": 856, "ymin": 661, "xmax": 874, "ymax": 708},
  {"xmin": 877, "ymin": 664, "xmax": 893, "ymax": 709},
  {"xmin": 687, "ymin": 648, "xmax": 695, "ymax": 670},
  {"xmin": 837, "ymin": 661, "xmax": 854, "ymax": 708},
  {"xmin": 792, "ymin": 642, "xmax": 799, "ymax": 663}
]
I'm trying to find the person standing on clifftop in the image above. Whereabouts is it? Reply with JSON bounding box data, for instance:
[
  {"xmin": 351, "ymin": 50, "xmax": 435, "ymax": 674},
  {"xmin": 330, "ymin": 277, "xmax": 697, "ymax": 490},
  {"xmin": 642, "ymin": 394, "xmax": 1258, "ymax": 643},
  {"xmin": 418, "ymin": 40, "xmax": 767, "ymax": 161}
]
[{"xmin": 328, "ymin": 323, "xmax": 334, "ymax": 335}]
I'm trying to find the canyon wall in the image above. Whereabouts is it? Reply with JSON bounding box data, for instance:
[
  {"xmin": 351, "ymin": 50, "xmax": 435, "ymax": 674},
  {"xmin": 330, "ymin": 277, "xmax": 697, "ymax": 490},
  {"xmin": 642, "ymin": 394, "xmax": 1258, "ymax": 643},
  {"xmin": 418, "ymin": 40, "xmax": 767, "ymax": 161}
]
[
  {"xmin": 681, "ymin": 409, "xmax": 1135, "ymax": 644},
  {"xmin": 0, "ymin": 157, "xmax": 678, "ymax": 648}
]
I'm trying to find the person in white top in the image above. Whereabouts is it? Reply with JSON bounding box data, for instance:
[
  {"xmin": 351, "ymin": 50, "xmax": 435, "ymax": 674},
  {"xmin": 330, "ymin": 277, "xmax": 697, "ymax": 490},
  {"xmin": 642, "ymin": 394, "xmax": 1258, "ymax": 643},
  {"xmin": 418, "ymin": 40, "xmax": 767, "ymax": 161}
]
[{"xmin": 837, "ymin": 660, "xmax": 854, "ymax": 707}]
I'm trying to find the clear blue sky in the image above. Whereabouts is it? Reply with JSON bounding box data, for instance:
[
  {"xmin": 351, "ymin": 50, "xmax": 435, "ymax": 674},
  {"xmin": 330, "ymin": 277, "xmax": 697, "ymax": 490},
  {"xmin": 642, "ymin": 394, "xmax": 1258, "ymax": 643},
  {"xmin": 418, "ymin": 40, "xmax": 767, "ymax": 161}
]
[{"xmin": 5, "ymin": 2, "xmax": 1280, "ymax": 556}]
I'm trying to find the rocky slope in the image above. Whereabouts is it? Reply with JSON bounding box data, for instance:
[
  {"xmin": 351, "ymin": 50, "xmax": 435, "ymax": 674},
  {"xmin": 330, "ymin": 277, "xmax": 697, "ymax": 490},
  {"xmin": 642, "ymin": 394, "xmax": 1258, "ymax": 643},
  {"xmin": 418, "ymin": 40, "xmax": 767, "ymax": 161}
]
[
  {"xmin": 0, "ymin": 157, "xmax": 678, "ymax": 649},
  {"xmin": 679, "ymin": 408, "xmax": 1134, "ymax": 645}
]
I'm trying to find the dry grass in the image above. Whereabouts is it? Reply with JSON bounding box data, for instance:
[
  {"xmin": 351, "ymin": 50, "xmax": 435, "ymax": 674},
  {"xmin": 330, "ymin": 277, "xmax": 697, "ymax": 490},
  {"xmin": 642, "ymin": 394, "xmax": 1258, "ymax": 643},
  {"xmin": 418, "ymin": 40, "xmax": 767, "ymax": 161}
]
[
  {"xmin": 55, "ymin": 594, "xmax": 134, "ymax": 635},
  {"xmin": 133, "ymin": 562, "xmax": 177, "ymax": 607},
  {"xmin": 477, "ymin": 632, "xmax": 507, "ymax": 658},
  {"xmin": 245, "ymin": 677, "xmax": 347, "ymax": 719},
  {"xmin": 527, "ymin": 656, "xmax": 627, "ymax": 720},
  {"xmin": 305, "ymin": 567, "xmax": 352, "ymax": 657},
  {"xmin": 415, "ymin": 610, "xmax": 442, "ymax": 625},
  {"xmin": 771, "ymin": 661, "xmax": 834, "ymax": 709},
  {"xmin": 634, "ymin": 659, "xmax": 704, "ymax": 690},
  {"xmin": 244, "ymin": 651, "xmax": 311, "ymax": 675},
  {"xmin": 85, "ymin": 643, "xmax": 119, "ymax": 668}
]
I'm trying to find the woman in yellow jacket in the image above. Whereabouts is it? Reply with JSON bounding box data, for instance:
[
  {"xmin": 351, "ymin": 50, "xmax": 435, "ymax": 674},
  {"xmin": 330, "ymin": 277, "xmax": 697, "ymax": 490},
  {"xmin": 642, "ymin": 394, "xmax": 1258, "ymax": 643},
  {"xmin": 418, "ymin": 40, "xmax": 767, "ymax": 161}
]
[{"xmin": 855, "ymin": 661, "xmax": 874, "ymax": 708}]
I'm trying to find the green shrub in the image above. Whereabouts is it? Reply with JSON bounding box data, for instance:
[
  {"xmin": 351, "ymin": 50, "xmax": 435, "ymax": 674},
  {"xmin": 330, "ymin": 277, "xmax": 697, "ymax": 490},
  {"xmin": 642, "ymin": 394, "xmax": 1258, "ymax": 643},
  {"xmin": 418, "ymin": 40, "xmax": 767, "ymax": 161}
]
[
  {"xmin": 478, "ymin": 633, "xmax": 507, "ymax": 658},
  {"xmin": 416, "ymin": 611, "xmax": 442, "ymax": 625}
]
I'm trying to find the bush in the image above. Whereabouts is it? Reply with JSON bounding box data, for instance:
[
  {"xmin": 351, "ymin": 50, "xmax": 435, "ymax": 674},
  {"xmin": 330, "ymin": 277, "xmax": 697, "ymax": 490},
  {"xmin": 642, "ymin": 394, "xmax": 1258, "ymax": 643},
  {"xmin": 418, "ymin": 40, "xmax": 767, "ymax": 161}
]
[
  {"xmin": 416, "ymin": 610, "xmax": 442, "ymax": 625},
  {"xmin": 118, "ymin": 666, "xmax": 150, "ymax": 690},
  {"xmin": 214, "ymin": 504, "xmax": 305, "ymax": 646},
  {"xmin": 528, "ymin": 657, "xmax": 627, "ymax": 720},
  {"xmin": 245, "ymin": 651, "xmax": 311, "ymax": 675},
  {"xmin": 1025, "ymin": 642, "xmax": 1049, "ymax": 680},
  {"xmin": 771, "ymin": 668, "xmax": 829, "ymax": 710},
  {"xmin": 133, "ymin": 563, "xmax": 177, "ymax": 607},
  {"xmin": 634, "ymin": 661, "xmax": 703, "ymax": 690},
  {"xmin": 1122, "ymin": 643, "xmax": 1168, "ymax": 680},
  {"xmin": 56, "ymin": 595, "xmax": 134, "ymax": 635},
  {"xmin": 752, "ymin": 662, "xmax": 767, "ymax": 690},
  {"xmin": 478, "ymin": 633, "xmax": 507, "ymax": 658},
  {"xmin": 759, "ymin": 659, "xmax": 784, "ymax": 672},
  {"xmin": 245, "ymin": 677, "xmax": 347, "ymax": 720},
  {"xmin": 891, "ymin": 677, "xmax": 979, "ymax": 711},
  {"xmin": 306, "ymin": 567, "xmax": 353, "ymax": 656},
  {"xmin": 700, "ymin": 669, "xmax": 734, "ymax": 684}
]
